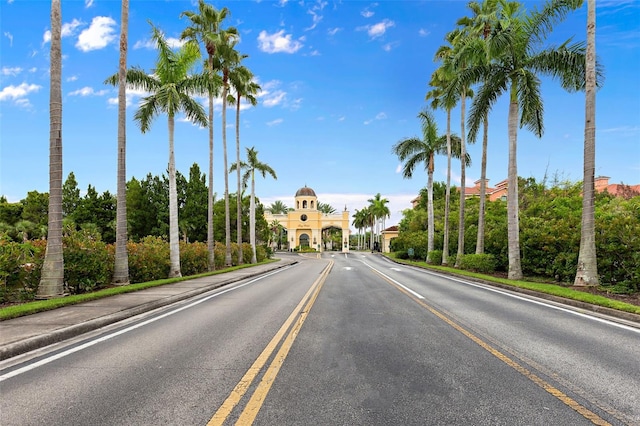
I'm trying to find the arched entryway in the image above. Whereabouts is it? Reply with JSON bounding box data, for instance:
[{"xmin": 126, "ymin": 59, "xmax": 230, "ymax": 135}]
[{"xmin": 299, "ymin": 233, "xmax": 310, "ymax": 248}]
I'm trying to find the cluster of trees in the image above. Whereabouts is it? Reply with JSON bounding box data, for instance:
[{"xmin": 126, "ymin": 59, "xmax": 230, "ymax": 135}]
[
  {"xmin": 392, "ymin": 178, "xmax": 639, "ymax": 293},
  {"xmin": 394, "ymin": 0, "xmax": 601, "ymax": 286},
  {"xmin": 36, "ymin": 0, "xmax": 275, "ymax": 298},
  {"xmin": 351, "ymin": 193, "xmax": 391, "ymax": 251}
]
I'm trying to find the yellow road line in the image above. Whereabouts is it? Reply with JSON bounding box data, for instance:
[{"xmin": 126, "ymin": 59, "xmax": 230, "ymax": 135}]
[
  {"xmin": 373, "ymin": 270, "xmax": 611, "ymax": 426},
  {"xmin": 207, "ymin": 261, "xmax": 333, "ymax": 426}
]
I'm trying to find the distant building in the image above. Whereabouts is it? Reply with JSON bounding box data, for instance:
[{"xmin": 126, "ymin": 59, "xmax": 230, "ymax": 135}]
[
  {"xmin": 381, "ymin": 226, "xmax": 399, "ymax": 253},
  {"xmin": 411, "ymin": 176, "xmax": 639, "ymax": 208}
]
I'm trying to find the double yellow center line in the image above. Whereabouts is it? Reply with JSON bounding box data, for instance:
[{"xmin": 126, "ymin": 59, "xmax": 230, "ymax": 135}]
[{"xmin": 208, "ymin": 260, "xmax": 333, "ymax": 425}]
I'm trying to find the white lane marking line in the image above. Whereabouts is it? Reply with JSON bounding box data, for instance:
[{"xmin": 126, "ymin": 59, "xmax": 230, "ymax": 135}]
[
  {"xmin": 361, "ymin": 261, "xmax": 424, "ymax": 299},
  {"xmin": 0, "ymin": 265, "xmax": 296, "ymax": 382},
  {"xmin": 411, "ymin": 267, "xmax": 640, "ymax": 334},
  {"xmin": 391, "ymin": 268, "xmax": 402, "ymax": 271}
]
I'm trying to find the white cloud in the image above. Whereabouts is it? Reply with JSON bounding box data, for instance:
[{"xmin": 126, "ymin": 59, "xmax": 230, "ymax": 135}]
[
  {"xmin": 69, "ymin": 86, "xmax": 108, "ymax": 96},
  {"xmin": 66, "ymin": 75, "xmax": 78, "ymax": 82},
  {"xmin": 364, "ymin": 112, "xmax": 387, "ymax": 125},
  {"xmin": 327, "ymin": 27, "xmax": 341, "ymax": 36},
  {"xmin": 358, "ymin": 19, "xmax": 395, "ymax": 39},
  {"xmin": 134, "ymin": 36, "xmax": 185, "ymax": 50},
  {"xmin": 266, "ymin": 118, "xmax": 283, "ymax": 126},
  {"xmin": 263, "ymin": 91, "xmax": 286, "ymax": 107},
  {"xmin": 43, "ymin": 30, "xmax": 51, "ymax": 44},
  {"xmin": 62, "ymin": 19, "xmax": 83, "ymax": 38},
  {"xmin": 305, "ymin": 0, "xmax": 327, "ymax": 31},
  {"xmin": 76, "ymin": 16, "xmax": 117, "ymax": 52},
  {"xmin": 107, "ymin": 87, "xmax": 150, "ymax": 108},
  {"xmin": 4, "ymin": 32, "xmax": 13, "ymax": 47},
  {"xmin": 395, "ymin": 164, "xmax": 402, "ymax": 173},
  {"xmin": 361, "ymin": 9, "xmax": 374, "ymax": 18},
  {"xmin": 1, "ymin": 67, "xmax": 22, "ymax": 76},
  {"xmin": 85, "ymin": 0, "xmax": 94, "ymax": 8},
  {"xmin": 257, "ymin": 30, "xmax": 303, "ymax": 54},
  {"xmin": 0, "ymin": 82, "xmax": 41, "ymax": 102},
  {"xmin": 419, "ymin": 28, "xmax": 430, "ymax": 37}
]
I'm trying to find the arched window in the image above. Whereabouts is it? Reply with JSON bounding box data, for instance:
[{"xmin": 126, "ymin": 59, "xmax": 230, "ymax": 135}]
[
  {"xmin": 311, "ymin": 201, "xmax": 315, "ymax": 209},
  {"xmin": 303, "ymin": 200, "xmax": 307, "ymax": 209},
  {"xmin": 296, "ymin": 201, "xmax": 300, "ymax": 209}
]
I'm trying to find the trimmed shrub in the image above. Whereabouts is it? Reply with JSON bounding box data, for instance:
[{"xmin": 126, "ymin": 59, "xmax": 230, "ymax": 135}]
[
  {"xmin": 128, "ymin": 236, "xmax": 170, "ymax": 283},
  {"xmin": 458, "ymin": 254, "xmax": 497, "ymax": 274},
  {"xmin": 180, "ymin": 241, "xmax": 208, "ymax": 276},
  {"xmin": 427, "ymin": 250, "xmax": 442, "ymax": 265},
  {"xmin": 63, "ymin": 229, "xmax": 113, "ymax": 294},
  {"xmin": 0, "ymin": 238, "xmax": 45, "ymax": 302}
]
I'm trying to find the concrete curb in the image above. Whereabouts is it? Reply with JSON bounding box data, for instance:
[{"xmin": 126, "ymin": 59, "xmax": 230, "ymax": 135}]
[{"xmin": 0, "ymin": 261, "xmax": 296, "ymax": 361}]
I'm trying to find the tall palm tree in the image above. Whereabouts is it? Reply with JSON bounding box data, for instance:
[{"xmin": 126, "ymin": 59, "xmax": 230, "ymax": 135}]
[
  {"xmin": 352, "ymin": 209, "xmax": 367, "ymax": 250},
  {"xmin": 180, "ymin": 2, "xmax": 236, "ymax": 271},
  {"xmin": 575, "ymin": 0, "xmax": 598, "ymax": 286},
  {"xmin": 105, "ymin": 24, "xmax": 209, "ymax": 278},
  {"xmin": 457, "ymin": 0, "xmax": 501, "ymax": 255},
  {"xmin": 437, "ymin": 28, "xmax": 474, "ymax": 268},
  {"xmin": 38, "ymin": 0, "xmax": 64, "ymax": 298},
  {"xmin": 318, "ymin": 202, "xmax": 336, "ymax": 214},
  {"xmin": 216, "ymin": 35, "xmax": 241, "ymax": 266},
  {"xmin": 229, "ymin": 64, "xmax": 259, "ymax": 264},
  {"xmin": 112, "ymin": 0, "xmax": 130, "ymax": 285},
  {"xmin": 428, "ymin": 58, "xmax": 458, "ymax": 266},
  {"xmin": 393, "ymin": 109, "xmax": 446, "ymax": 260},
  {"xmin": 368, "ymin": 193, "xmax": 389, "ymax": 251},
  {"xmin": 232, "ymin": 147, "xmax": 277, "ymax": 264},
  {"xmin": 458, "ymin": 0, "xmax": 592, "ymax": 279}
]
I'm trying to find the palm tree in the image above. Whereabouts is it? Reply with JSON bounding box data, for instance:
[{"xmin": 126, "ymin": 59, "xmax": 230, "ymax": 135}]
[
  {"xmin": 105, "ymin": 24, "xmax": 209, "ymax": 278},
  {"xmin": 575, "ymin": 0, "xmax": 598, "ymax": 286},
  {"xmin": 367, "ymin": 193, "xmax": 389, "ymax": 251},
  {"xmin": 427, "ymin": 62, "xmax": 458, "ymax": 266},
  {"xmin": 181, "ymin": 2, "xmax": 236, "ymax": 271},
  {"xmin": 112, "ymin": 0, "xmax": 130, "ymax": 285},
  {"xmin": 393, "ymin": 109, "xmax": 447, "ymax": 261},
  {"xmin": 269, "ymin": 200, "xmax": 289, "ymax": 214},
  {"xmin": 217, "ymin": 35, "xmax": 241, "ymax": 266},
  {"xmin": 457, "ymin": 0, "xmax": 500, "ymax": 255},
  {"xmin": 229, "ymin": 64, "xmax": 259, "ymax": 264},
  {"xmin": 458, "ymin": 0, "xmax": 592, "ymax": 279},
  {"xmin": 437, "ymin": 28, "xmax": 474, "ymax": 268},
  {"xmin": 38, "ymin": 0, "xmax": 64, "ymax": 298},
  {"xmin": 318, "ymin": 202, "xmax": 336, "ymax": 214},
  {"xmin": 351, "ymin": 209, "xmax": 367, "ymax": 250},
  {"xmin": 232, "ymin": 147, "xmax": 277, "ymax": 263}
]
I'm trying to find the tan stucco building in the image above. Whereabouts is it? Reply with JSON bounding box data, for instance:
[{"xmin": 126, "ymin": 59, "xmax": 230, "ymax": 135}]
[{"xmin": 264, "ymin": 186, "xmax": 351, "ymax": 252}]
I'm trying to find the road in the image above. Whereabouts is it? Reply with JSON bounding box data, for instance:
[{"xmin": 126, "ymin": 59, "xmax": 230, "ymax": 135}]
[{"xmin": 1, "ymin": 252, "xmax": 639, "ymax": 425}]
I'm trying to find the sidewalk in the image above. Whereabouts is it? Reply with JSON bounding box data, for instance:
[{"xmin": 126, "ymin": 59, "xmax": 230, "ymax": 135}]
[{"xmin": 0, "ymin": 259, "xmax": 298, "ymax": 361}]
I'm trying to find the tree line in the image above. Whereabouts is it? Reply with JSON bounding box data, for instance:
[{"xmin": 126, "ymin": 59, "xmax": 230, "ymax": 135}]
[
  {"xmin": 393, "ymin": 0, "xmax": 604, "ymax": 286},
  {"xmin": 36, "ymin": 0, "xmax": 275, "ymax": 298}
]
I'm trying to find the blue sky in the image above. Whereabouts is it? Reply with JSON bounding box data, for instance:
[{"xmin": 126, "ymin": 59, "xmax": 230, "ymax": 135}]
[{"xmin": 1, "ymin": 0, "xmax": 639, "ymax": 229}]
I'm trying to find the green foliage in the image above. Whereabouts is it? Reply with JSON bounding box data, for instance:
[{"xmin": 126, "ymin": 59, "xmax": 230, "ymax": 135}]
[
  {"xmin": 458, "ymin": 254, "xmax": 497, "ymax": 274},
  {"xmin": 127, "ymin": 236, "xmax": 171, "ymax": 283},
  {"xmin": 0, "ymin": 238, "xmax": 45, "ymax": 302},
  {"xmin": 21, "ymin": 190, "xmax": 49, "ymax": 227},
  {"xmin": 179, "ymin": 241, "xmax": 208, "ymax": 276},
  {"xmin": 427, "ymin": 249, "xmax": 442, "ymax": 265},
  {"xmin": 63, "ymin": 228, "xmax": 113, "ymax": 294}
]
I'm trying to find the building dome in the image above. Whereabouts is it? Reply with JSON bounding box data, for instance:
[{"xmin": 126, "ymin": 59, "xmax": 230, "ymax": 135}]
[{"xmin": 295, "ymin": 186, "xmax": 316, "ymax": 197}]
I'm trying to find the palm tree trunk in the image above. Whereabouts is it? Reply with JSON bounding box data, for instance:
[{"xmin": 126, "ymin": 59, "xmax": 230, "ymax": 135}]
[
  {"xmin": 38, "ymin": 0, "xmax": 64, "ymax": 299},
  {"xmin": 250, "ymin": 172, "xmax": 257, "ymax": 263},
  {"xmin": 442, "ymin": 108, "xmax": 452, "ymax": 266},
  {"xmin": 207, "ymin": 56, "xmax": 215, "ymax": 271},
  {"xmin": 455, "ymin": 93, "xmax": 466, "ymax": 268},
  {"xmin": 235, "ymin": 98, "xmax": 243, "ymax": 264},
  {"xmin": 112, "ymin": 0, "xmax": 129, "ymax": 285},
  {"xmin": 222, "ymin": 81, "xmax": 232, "ymax": 266},
  {"xmin": 476, "ymin": 115, "xmax": 488, "ymax": 254},
  {"xmin": 168, "ymin": 114, "xmax": 182, "ymax": 277},
  {"xmin": 575, "ymin": 0, "xmax": 598, "ymax": 286},
  {"xmin": 507, "ymin": 93, "xmax": 523, "ymax": 280},
  {"xmin": 426, "ymin": 155, "xmax": 435, "ymax": 260}
]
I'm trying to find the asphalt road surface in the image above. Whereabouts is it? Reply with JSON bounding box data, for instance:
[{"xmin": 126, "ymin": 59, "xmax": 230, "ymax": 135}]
[{"xmin": 1, "ymin": 252, "xmax": 639, "ymax": 425}]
